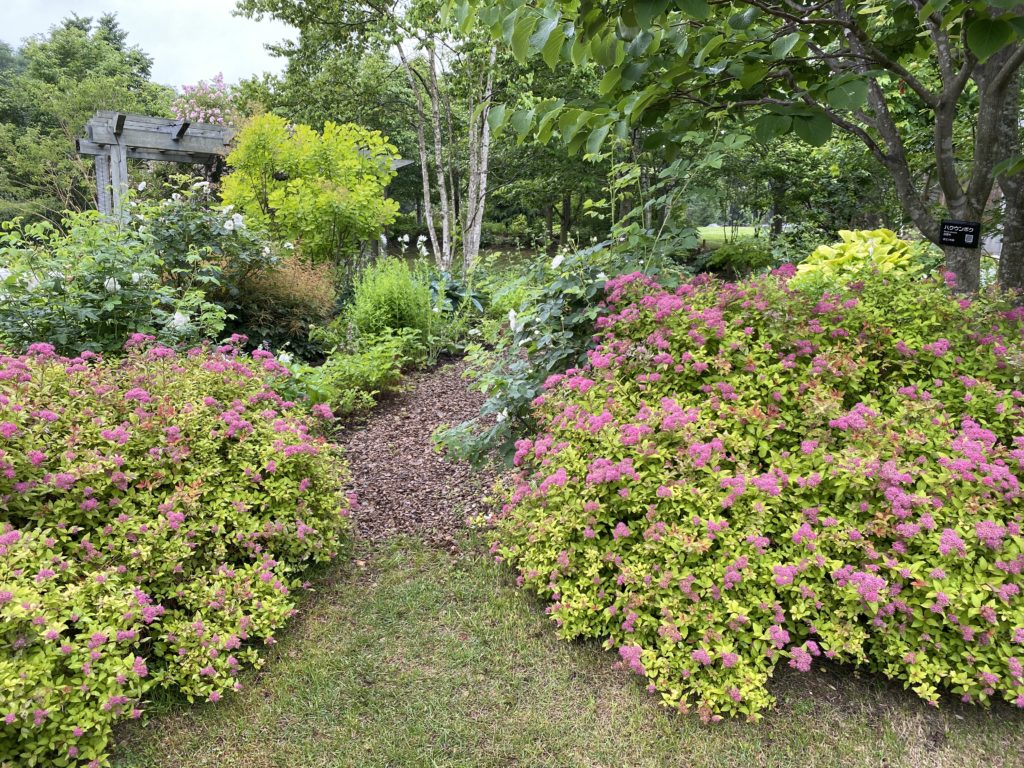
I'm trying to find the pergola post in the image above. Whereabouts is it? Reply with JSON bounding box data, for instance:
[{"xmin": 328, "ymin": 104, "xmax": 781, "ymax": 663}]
[{"xmin": 77, "ymin": 111, "xmax": 237, "ymax": 216}]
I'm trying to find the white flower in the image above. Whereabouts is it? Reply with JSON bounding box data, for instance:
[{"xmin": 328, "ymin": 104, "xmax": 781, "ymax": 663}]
[
  {"xmin": 417, "ymin": 235, "xmax": 426, "ymax": 244},
  {"xmin": 508, "ymin": 309, "xmax": 518, "ymax": 331},
  {"xmin": 380, "ymin": 234, "xmax": 388, "ymax": 247},
  {"xmin": 401, "ymin": 234, "xmax": 410, "ymax": 243},
  {"xmin": 597, "ymin": 271, "xmax": 608, "ymax": 281},
  {"xmin": 136, "ymin": 181, "xmax": 147, "ymax": 192},
  {"xmin": 131, "ymin": 272, "xmax": 142, "ymax": 284},
  {"xmin": 103, "ymin": 277, "xmax": 121, "ymax": 293},
  {"xmin": 262, "ymin": 245, "xmax": 271, "ymax": 256},
  {"xmin": 551, "ymin": 254, "xmax": 565, "ymax": 269},
  {"xmin": 170, "ymin": 310, "xmax": 189, "ymax": 328},
  {"xmin": 223, "ymin": 219, "xmax": 235, "ymax": 231},
  {"xmin": 191, "ymin": 180, "xmax": 210, "ymax": 191},
  {"xmin": 496, "ymin": 408, "xmax": 508, "ymax": 423},
  {"xmin": 231, "ymin": 212, "xmax": 245, "ymax": 229},
  {"xmin": 277, "ymin": 351, "xmax": 293, "ymax": 364},
  {"xmin": 171, "ymin": 193, "xmax": 182, "ymax": 202},
  {"xmin": 284, "ymin": 242, "xmax": 295, "ymax": 250},
  {"xmin": 223, "ymin": 204, "xmax": 234, "ymax": 214}
]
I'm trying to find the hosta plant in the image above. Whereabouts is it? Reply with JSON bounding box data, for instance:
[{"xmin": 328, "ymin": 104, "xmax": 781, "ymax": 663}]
[
  {"xmin": 0, "ymin": 337, "xmax": 350, "ymax": 766},
  {"xmin": 790, "ymin": 228, "xmax": 938, "ymax": 289},
  {"xmin": 488, "ymin": 267, "xmax": 1024, "ymax": 721}
]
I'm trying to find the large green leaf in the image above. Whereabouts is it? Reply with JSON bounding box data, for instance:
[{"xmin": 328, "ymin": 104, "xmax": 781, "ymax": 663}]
[
  {"xmin": 793, "ymin": 110, "xmax": 833, "ymax": 146},
  {"xmin": 826, "ymin": 75, "xmax": 869, "ymax": 109},
  {"xmin": 770, "ymin": 32, "xmax": 801, "ymax": 59},
  {"xmin": 634, "ymin": 0, "xmax": 670, "ymax": 27},
  {"xmin": 753, "ymin": 112, "xmax": 792, "ymax": 142},
  {"xmin": 586, "ymin": 122, "xmax": 612, "ymax": 155},
  {"xmin": 486, "ymin": 103, "xmax": 507, "ymax": 133},
  {"xmin": 542, "ymin": 23, "xmax": 566, "ymax": 68},
  {"xmin": 739, "ymin": 62, "xmax": 769, "ymax": 88},
  {"xmin": 675, "ymin": 0, "xmax": 710, "ymax": 20},
  {"xmin": 509, "ymin": 108, "xmax": 535, "ymax": 139},
  {"xmin": 511, "ymin": 14, "xmax": 539, "ymax": 63},
  {"xmin": 966, "ymin": 18, "xmax": 1015, "ymax": 62}
]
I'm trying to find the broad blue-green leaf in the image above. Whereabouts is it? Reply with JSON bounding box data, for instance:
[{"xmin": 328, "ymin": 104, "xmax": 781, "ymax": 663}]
[
  {"xmin": 770, "ymin": 32, "xmax": 801, "ymax": 59},
  {"xmin": 486, "ymin": 103, "xmax": 507, "ymax": 133},
  {"xmin": 739, "ymin": 62, "xmax": 769, "ymax": 88},
  {"xmin": 753, "ymin": 112, "xmax": 792, "ymax": 142},
  {"xmin": 967, "ymin": 18, "xmax": 1015, "ymax": 62},
  {"xmin": 826, "ymin": 75, "xmax": 869, "ymax": 109},
  {"xmin": 793, "ymin": 110, "xmax": 833, "ymax": 146},
  {"xmin": 510, "ymin": 108, "xmax": 535, "ymax": 139},
  {"xmin": 586, "ymin": 122, "xmax": 612, "ymax": 155},
  {"xmin": 635, "ymin": 0, "xmax": 670, "ymax": 27},
  {"xmin": 542, "ymin": 23, "xmax": 566, "ymax": 68},
  {"xmin": 529, "ymin": 16, "xmax": 559, "ymax": 53},
  {"xmin": 675, "ymin": 0, "xmax": 710, "ymax": 20},
  {"xmin": 728, "ymin": 6, "xmax": 759, "ymax": 29},
  {"xmin": 511, "ymin": 15, "xmax": 539, "ymax": 63}
]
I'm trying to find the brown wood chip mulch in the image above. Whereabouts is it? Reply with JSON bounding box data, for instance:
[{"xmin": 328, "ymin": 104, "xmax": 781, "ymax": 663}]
[{"xmin": 336, "ymin": 360, "xmax": 498, "ymax": 551}]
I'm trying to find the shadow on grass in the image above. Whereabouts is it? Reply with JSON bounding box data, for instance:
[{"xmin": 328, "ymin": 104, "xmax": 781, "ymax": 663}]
[{"xmin": 113, "ymin": 536, "xmax": 1024, "ymax": 768}]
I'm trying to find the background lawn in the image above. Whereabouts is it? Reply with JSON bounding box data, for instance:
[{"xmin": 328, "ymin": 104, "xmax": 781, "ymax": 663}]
[
  {"xmin": 697, "ymin": 225, "xmax": 760, "ymax": 248},
  {"xmin": 113, "ymin": 539, "xmax": 1024, "ymax": 768}
]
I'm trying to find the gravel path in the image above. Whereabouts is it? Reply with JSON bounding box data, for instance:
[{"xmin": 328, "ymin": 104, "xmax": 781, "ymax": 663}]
[{"xmin": 336, "ymin": 361, "xmax": 496, "ymax": 550}]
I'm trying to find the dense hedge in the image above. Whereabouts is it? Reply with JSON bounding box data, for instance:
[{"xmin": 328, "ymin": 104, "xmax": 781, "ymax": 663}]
[
  {"xmin": 490, "ymin": 268, "xmax": 1024, "ymax": 720},
  {"xmin": 0, "ymin": 337, "xmax": 350, "ymax": 766}
]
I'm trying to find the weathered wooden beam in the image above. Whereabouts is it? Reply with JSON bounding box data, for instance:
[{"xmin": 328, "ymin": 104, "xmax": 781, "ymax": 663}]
[
  {"xmin": 113, "ymin": 113, "xmax": 126, "ymax": 136},
  {"xmin": 88, "ymin": 113, "xmax": 234, "ymax": 142},
  {"xmin": 88, "ymin": 124, "xmax": 231, "ymax": 155},
  {"xmin": 77, "ymin": 138, "xmax": 217, "ymax": 165},
  {"xmin": 109, "ymin": 140, "xmax": 129, "ymax": 216}
]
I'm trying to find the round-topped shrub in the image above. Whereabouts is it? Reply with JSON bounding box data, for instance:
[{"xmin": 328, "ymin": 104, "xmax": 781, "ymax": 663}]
[
  {"xmin": 0, "ymin": 336, "xmax": 350, "ymax": 766},
  {"xmin": 489, "ymin": 267, "xmax": 1024, "ymax": 720}
]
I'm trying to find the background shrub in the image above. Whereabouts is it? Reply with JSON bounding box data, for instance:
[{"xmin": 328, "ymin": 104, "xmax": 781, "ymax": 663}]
[
  {"xmin": 489, "ymin": 268, "xmax": 1024, "ymax": 720},
  {"xmin": 0, "ymin": 338, "xmax": 350, "ymax": 766},
  {"xmin": 233, "ymin": 255, "xmax": 338, "ymax": 359},
  {"xmin": 346, "ymin": 257, "xmax": 432, "ymax": 342},
  {"xmin": 0, "ymin": 212, "xmax": 225, "ymax": 354},
  {"xmin": 790, "ymin": 228, "xmax": 939, "ymax": 289}
]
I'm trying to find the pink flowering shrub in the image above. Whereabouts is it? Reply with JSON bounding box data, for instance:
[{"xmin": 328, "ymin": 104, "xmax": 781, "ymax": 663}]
[
  {"xmin": 171, "ymin": 73, "xmax": 239, "ymax": 126},
  {"xmin": 489, "ymin": 268, "xmax": 1024, "ymax": 721},
  {"xmin": 0, "ymin": 337, "xmax": 349, "ymax": 765}
]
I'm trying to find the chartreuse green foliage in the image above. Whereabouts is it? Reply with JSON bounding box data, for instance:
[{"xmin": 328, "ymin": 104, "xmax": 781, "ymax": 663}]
[
  {"xmin": 490, "ymin": 267, "xmax": 1024, "ymax": 720},
  {"xmin": 222, "ymin": 114, "xmax": 400, "ymax": 264},
  {"xmin": 791, "ymin": 229, "xmax": 936, "ymax": 289},
  {"xmin": 0, "ymin": 211, "xmax": 225, "ymax": 355},
  {"xmin": 347, "ymin": 258, "xmax": 433, "ymax": 342},
  {"xmin": 0, "ymin": 338, "xmax": 350, "ymax": 766}
]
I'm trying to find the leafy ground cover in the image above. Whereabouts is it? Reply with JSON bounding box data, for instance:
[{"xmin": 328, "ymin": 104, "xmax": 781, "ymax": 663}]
[{"xmin": 110, "ymin": 365, "xmax": 1024, "ymax": 768}]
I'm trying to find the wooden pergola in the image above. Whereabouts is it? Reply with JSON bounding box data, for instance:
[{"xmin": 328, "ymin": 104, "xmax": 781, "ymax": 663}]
[{"xmin": 76, "ymin": 111, "xmax": 236, "ymax": 214}]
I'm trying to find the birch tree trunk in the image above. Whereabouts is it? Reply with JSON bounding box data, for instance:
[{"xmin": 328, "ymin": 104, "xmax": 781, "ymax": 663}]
[
  {"xmin": 462, "ymin": 45, "xmax": 497, "ymax": 272},
  {"xmin": 425, "ymin": 46, "xmax": 454, "ymax": 270},
  {"xmin": 397, "ymin": 43, "xmax": 441, "ymax": 265}
]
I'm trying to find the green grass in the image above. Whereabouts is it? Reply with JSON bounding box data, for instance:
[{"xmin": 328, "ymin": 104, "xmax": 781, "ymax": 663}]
[
  {"xmin": 698, "ymin": 225, "xmax": 759, "ymax": 247},
  {"xmin": 112, "ymin": 539, "xmax": 1024, "ymax": 768}
]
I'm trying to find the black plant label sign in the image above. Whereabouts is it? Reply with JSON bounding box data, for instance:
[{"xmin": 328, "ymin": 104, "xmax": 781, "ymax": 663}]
[{"xmin": 940, "ymin": 220, "xmax": 982, "ymax": 249}]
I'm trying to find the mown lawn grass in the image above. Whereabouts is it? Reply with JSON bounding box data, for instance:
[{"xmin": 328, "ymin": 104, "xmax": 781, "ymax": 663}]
[
  {"xmin": 697, "ymin": 225, "xmax": 760, "ymax": 247},
  {"xmin": 113, "ymin": 538, "xmax": 1024, "ymax": 768}
]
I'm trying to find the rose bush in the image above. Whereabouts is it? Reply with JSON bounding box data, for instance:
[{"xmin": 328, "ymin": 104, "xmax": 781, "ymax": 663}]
[
  {"xmin": 488, "ymin": 267, "xmax": 1024, "ymax": 720},
  {"xmin": 0, "ymin": 336, "xmax": 350, "ymax": 766}
]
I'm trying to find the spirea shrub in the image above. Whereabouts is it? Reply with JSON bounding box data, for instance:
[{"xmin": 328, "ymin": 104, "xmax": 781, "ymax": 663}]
[
  {"xmin": 489, "ymin": 267, "xmax": 1024, "ymax": 721},
  {"xmin": 0, "ymin": 337, "xmax": 350, "ymax": 766}
]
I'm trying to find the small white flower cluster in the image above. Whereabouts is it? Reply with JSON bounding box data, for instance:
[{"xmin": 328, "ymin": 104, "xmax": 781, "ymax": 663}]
[{"xmin": 223, "ymin": 212, "xmax": 244, "ymax": 232}]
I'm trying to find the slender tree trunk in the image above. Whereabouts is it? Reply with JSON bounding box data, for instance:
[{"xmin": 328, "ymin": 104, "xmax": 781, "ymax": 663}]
[
  {"xmin": 543, "ymin": 204, "xmax": 553, "ymax": 252},
  {"xmin": 559, "ymin": 193, "xmax": 571, "ymax": 247},
  {"xmin": 397, "ymin": 44, "xmax": 441, "ymax": 264},
  {"xmin": 425, "ymin": 47, "xmax": 453, "ymax": 270},
  {"xmin": 461, "ymin": 45, "xmax": 497, "ymax": 273}
]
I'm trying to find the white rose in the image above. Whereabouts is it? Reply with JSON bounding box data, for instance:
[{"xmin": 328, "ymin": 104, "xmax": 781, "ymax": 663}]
[
  {"xmin": 170, "ymin": 310, "xmax": 189, "ymax": 328},
  {"xmin": 231, "ymin": 212, "xmax": 245, "ymax": 228},
  {"xmin": 136, "ymin": 181, "xmax": 147, "ymax": 192},
  {"xmin": 103, "ymin": 277, "xmax": 121, "ymax": 293},
  {"xmin": 131, "ymin": 272, "xmax": 142, "ymax": 284},
  {"xmin": 223, "ymin": 219, "xmax": 235, "ymax": 231}
]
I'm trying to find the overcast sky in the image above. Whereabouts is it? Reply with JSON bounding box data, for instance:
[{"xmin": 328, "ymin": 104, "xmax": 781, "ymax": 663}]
[{"xmin": 5, "ymin": 0, "xmax": 295, "ymax": 87}]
